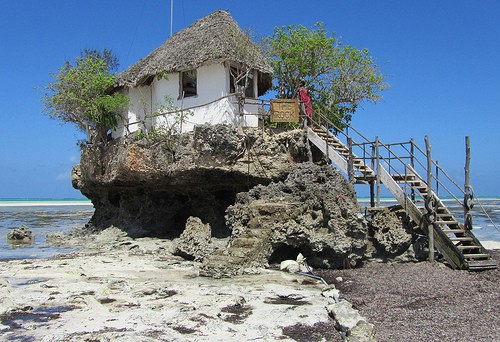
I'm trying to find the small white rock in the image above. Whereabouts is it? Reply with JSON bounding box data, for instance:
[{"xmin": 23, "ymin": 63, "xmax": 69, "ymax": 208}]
[
  {"xmin": 280, "ymin": 260, "xmax": 300, "ymax": 273},
  {"xmin": 322, "ymin": 288, "xmax": 340, "ymax": 303}
]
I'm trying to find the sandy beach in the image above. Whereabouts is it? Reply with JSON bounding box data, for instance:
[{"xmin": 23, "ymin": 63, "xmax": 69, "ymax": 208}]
[
  {"xmin": 0, "ymin": 228, "xmax": 498, "ymax": 341},
  {"xmin": 0, "ymin": 228, "xmax": 338, "ymax": 341}
]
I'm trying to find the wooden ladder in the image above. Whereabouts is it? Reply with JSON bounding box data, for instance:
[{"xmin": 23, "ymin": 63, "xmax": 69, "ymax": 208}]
[{"xmin": 307, "ymin": 126, "xmax": 497, "ymax": 271}]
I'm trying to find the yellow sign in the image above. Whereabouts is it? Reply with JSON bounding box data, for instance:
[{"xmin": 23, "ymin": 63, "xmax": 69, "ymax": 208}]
[{"xmin": 270, "ymin": 99, "xmax": 299, "ymax": 123}]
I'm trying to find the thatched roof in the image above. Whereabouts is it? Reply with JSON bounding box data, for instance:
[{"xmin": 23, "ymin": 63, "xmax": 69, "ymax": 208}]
[{"xmin": 115, "ymin": 10, "xmax": 273, "ymax": 94}]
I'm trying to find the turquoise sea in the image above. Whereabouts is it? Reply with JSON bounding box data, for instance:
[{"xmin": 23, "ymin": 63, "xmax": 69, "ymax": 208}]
[
  {"xmin": 0, "ymin": 197, "xmax": 499, "ymax": 260},
  {"xmin": 0, "ymin": 199, "xmax": 94, "ymax": 259}
]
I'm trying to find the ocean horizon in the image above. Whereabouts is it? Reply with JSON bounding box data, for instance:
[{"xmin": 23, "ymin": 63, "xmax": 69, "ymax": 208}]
[
  {"xmin": 1, "ymin": 196, "xmax": 499, "ymax": 205},
  {"xmin": 0, "ymin": 198, "xmax": 92, "ymax": 207}
]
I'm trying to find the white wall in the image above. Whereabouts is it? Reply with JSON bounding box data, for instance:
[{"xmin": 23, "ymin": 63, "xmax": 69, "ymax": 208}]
[
  {"xmin": 115, "ymin": 62, "xmax": 261, "ymax": 138},
  {"xmin": 112, "ymin": 86, "xmax": 153, "ymax": 139}
]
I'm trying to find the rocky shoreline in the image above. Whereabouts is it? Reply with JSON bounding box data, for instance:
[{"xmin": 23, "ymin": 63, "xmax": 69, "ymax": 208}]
[{"xmin": 1, "ymin": 227, "xmax": 498, "ymax": 341}]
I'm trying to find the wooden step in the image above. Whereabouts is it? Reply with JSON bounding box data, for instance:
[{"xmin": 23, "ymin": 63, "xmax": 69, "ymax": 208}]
[
  {"xmin": 436, "ymin": 215, "xmax": 454, "ymax": 220},
  {"xmin": 450, "ymin": 237, "xmax": 474, "ymax": 242},
  {"xmin": 391, "ymin": 174, "xmax": 417, "ymax": 181},
  {"xmin": 467, "ymin": 259, "xmax": 497, "ymax": 270},
  {"xmin": 442, "ymin": 229, "xmax": 466, "ymax": 234},
  {"xmin": 463, "ymin": 253, "xmax": 491, "ymax": 259},
  {"xmin": 457, "ymin": 245, "xmax": 481, "ymax": 250},
  {"xmin": 435, "ymin": 220, "xmax": 459, "ymax": 225},
  {"xmin": 332, "ymin": 145, "xmax": 346, "ymax": 150}
]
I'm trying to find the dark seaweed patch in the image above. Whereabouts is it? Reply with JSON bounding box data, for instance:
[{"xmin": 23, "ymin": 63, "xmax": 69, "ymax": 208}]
[
  {"xmin": 219, "ymin": 303, "xmax": 253, "ymax": 324},
  {"xmin": 0, "ymin": 305, "xmax": 76, "ymax": 329},
  {"xmin": 282, "ymin": 321, "xmax": 341, "ymax": 342},
  {"xmin": 264, "ymin": 294, "xmax": 311, "ymax": 306}
]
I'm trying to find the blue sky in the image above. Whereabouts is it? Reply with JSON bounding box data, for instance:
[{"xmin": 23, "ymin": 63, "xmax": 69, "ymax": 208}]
[{"xmin": 1, "ymin": 0, "xmax": 499, "ymax": 199}]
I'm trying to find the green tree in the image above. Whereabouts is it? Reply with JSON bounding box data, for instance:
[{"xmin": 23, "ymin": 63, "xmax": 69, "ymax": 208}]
[
  {"xmin": 265, "ymin": 23, "xmax": 387, "ymax": 128},
  {"xmin": 41, "ymin": 49, "xmax": 128, "ymax": 144}
]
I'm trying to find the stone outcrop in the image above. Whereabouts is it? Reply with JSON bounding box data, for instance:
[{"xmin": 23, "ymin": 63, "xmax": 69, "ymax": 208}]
[
  {"xmin": 73, "ymin": 124, "xmax": 422, "ymax": 277},
  {"xmin": 326, "ymin": 300, "xmax": 376, "ymax": 341},
  {"xmin": 72, "ymin": 124, "xmax": 311, "ymax": 238},
  {"xmin": 7, "ymin": 226, "xmax": 34, "ymax": 244},
  {"xmin": 200, "ymin": 163, "xmax": 369, "ymax": 277},
  {"xmin": 173, "ymin": 216, "xmax": 214, "ymax": 261},
  {"xmin": 368, "ymin": 207, "xmax": 414, "ymax": 257},
  {"xmin": 363, "ymin": 206, "xmax": 430, "ymax": 262}
]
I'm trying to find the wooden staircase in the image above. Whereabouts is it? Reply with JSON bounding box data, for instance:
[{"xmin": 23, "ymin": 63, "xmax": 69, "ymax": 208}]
[
  {"xmin": 307, "ymin": 127, "xmax": 375, "ymax": 184},
  {"xmin": 308, "ymin": 126, "xmax": 497, "ymax": 271}
]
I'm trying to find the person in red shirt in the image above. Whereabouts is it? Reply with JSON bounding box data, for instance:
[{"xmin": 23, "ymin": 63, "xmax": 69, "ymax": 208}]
[{"xmin": 297, "ymin": 80, "xmax": 313, "ymax": 125}]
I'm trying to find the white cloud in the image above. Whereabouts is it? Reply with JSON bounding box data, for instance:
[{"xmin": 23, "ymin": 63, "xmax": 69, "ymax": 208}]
[{"xmin": 56, "ymin": 171, "xmax": 71, "ymax": 181}]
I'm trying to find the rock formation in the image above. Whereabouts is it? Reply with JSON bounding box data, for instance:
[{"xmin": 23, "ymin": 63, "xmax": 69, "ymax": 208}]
[
  {"xmin": 7, "ymin": 226, "xmax": 34, "ymax": 244},
  {"xmin": 72, "ymin": 124, "xmax": 311, "ymax": 238},
  {"xmin": 173, "ymin": 216, "xmax": 215, "ymax": 261},
  {"xmin": 72, "ymin": 124, "xmax": 421, "ymax": 276},
  {"xmin": 362, "ymin": 205, "xmax": 432, "ymax": 262},
  {"xmin": 200, "ymin": 163, "xmax": 368, "ymax": 277}
]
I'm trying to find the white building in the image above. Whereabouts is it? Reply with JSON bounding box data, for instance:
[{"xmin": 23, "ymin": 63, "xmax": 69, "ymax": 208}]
[{"xmin": 113, "ymin": 10, "xmax": 273, "ymax": 138}]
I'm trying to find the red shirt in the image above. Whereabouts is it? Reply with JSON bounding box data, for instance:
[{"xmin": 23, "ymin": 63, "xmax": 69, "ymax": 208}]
[{"xmin": 298, "ymin": 86, "xmax": 313, "ymax": 116}]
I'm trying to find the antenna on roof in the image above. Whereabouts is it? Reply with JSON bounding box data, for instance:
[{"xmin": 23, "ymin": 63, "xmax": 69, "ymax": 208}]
[{"xmin": 170, "ymin": 0, "xmax": 174, "ymax": 37}]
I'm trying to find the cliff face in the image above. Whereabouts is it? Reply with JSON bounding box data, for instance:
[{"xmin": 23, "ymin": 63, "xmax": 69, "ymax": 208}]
[{"xmin": 72, "ymin": 124, "xmax": 312, "ymax": 237}]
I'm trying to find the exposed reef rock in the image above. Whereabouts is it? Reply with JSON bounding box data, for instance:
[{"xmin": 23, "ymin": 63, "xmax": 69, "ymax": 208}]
[
  {"xmin": 363, "ymin": 206, "xmax": 430, "ymax": 263},
  {"xmin": 200, "ymin": 163, "xmax": 368, "ymax": 278},
  {"xmin": 368, "ymin": 206, "xmax": 414, "ymax": 257},
  {"xmin": 7, "ymin": 226, "xmax": 34, "ymax": 244},
  {"xmin": 73, "ymin": 124, "xmax": 421, "ymax": 277},
  {"xmin": 173, "ymin": 216, "xmax": 215, "ymax": 261},
  {"xmin": 72, "ymin": 124, "xmax": 311, "ymax": 237}
]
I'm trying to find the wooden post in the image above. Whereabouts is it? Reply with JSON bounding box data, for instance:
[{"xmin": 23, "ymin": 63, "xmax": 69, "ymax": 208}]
[
  {"xmin": 325, "ymin": 125, "xmax": 329, "ymax": 163},
  {"xmin": 237, "ymin": 86, "xmax": 244, "ymax": 130},
  {"xmin": 435, "ymin": 161, "xmax": 439, "ymax": 197},
  {"xmin": 370, "ymin": 142, "xmax": 376, "ymax": 207},
  {"xmin": 347, "ymin": 137, "xmax": 354, "ymax": 184},
  {"xmin": 375, "ymin": 136, "xmax": 381, "ymax": 207},
  {"xmin": 180, "ymin": 91, "xmax": 185, "ymax": 134},
  {"xmin": 261, "ymin": 100, "xmax": 265, "ymax": 138},
  {"xmin": 464, "ymin": 136, "xmax": 471, "ymax": 226},
  {"xmin": 410, "ymin": 139, "xmax": 416, "ymax": 201},
  {"xmin": 425, "ymin": 136, "xmax": 435, "ymax": 262}
]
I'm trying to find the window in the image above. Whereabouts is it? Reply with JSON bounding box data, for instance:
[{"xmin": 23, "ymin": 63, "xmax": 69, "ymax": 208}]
[
  {"xmin": 180, "ymin": 69, "xmax": 197, "ymax": 98},
  {"xmin": 230, "ymin": 67, "xmax": 255, "ymax": 98}
]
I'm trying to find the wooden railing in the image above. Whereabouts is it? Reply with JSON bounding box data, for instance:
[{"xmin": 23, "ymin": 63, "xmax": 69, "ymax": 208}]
[{"xmin": 309, "ymin": 110, "xmax": 471, "ymax": 212}]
